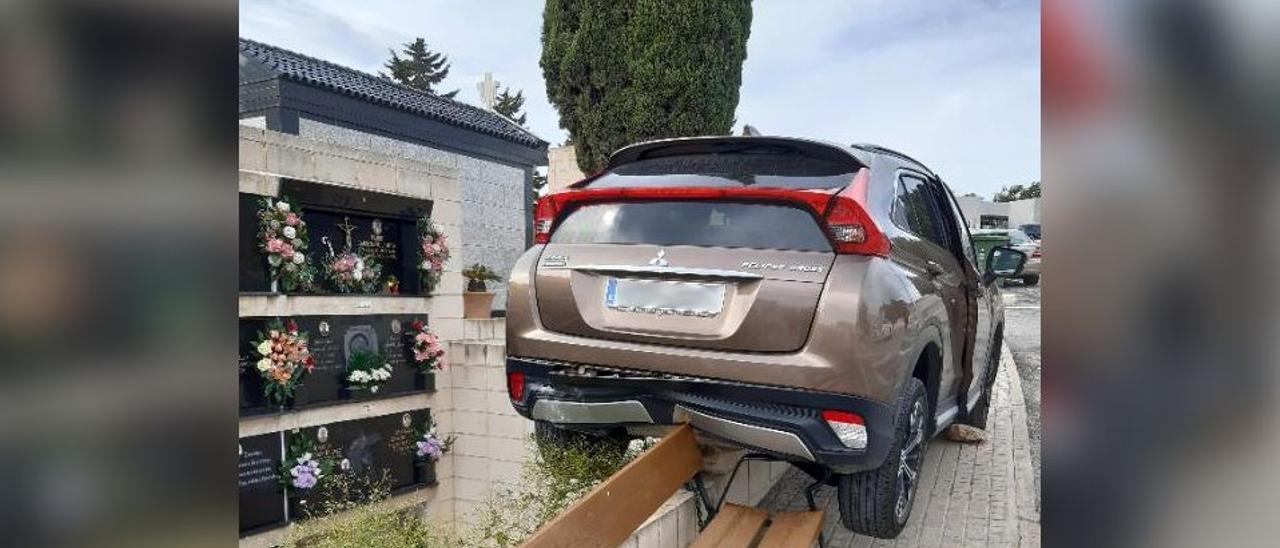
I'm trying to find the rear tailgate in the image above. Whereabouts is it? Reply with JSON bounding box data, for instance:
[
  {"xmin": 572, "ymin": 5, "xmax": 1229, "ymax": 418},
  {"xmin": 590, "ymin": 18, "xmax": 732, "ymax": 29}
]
[{"xmin": 534, "ymin": 200, "xmax": 834, "ymax": 353}]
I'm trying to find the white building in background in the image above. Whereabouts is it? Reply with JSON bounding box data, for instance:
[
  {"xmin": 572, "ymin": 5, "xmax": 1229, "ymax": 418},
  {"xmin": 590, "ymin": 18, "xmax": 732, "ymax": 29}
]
[{"xmin": 955, "ymin": 194, "xmax": 1041, "ymax": 230}]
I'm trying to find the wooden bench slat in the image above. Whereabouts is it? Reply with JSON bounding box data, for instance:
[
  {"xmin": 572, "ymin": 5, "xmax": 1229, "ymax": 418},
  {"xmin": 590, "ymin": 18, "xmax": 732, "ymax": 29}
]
[
  {"xmin": 757, "ymin": 510, "xmax": 825, "ymax": 548},
  {"xmin": 689, "ymin": 503, "xmax": 769, "ymax": 548},
  {"xmin": 520, "ymin": 424, "xmax": 704, "ymax": 548}
]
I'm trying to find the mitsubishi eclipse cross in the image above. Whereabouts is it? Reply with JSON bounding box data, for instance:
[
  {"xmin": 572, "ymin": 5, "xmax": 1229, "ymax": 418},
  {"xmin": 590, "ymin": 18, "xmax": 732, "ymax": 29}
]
[{"xmin": 505, "ymin": 136, "xmax": 1027, "ymax": 538}]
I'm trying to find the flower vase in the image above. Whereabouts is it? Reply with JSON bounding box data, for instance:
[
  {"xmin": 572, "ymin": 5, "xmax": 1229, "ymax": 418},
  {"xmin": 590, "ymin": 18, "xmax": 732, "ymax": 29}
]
[
  {"xmin": 415, "ymin": 370, "xmax": 436, "ymax": 392},
  {"xmin": 414, "ymin": 459, "xmax": 437, "ymax": 485}
]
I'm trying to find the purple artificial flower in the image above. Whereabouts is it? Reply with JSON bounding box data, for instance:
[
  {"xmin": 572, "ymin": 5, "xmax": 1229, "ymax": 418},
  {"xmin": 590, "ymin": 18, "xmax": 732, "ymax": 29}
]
[{"xmin": 416, "ymin": 436, "xmax": 443, "ymax": 460}]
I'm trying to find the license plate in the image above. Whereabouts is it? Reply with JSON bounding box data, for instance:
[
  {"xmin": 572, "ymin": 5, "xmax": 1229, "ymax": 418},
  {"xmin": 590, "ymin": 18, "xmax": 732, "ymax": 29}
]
[{"xmin": 604, "ymin": 277, "xmax": 725, "ymax": 317}]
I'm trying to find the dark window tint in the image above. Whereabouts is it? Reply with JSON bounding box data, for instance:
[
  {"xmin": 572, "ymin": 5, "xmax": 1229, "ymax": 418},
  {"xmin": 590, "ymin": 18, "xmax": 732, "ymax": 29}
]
[
  {"xmin": 892, "ymin": 176, "xmax": 948, "ymax": 248},
  {"xmin": 551, "ymin": 202, "xmax": 832, "ymax": 252},
  {"xmin": 587, "ymin": 151, "xmax": 859, "ymax": 190}
]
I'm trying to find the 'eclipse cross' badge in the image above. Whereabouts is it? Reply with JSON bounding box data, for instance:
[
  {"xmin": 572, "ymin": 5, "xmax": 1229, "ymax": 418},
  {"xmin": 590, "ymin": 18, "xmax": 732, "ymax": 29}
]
[{"xmin": 648, "ymin": 249, "xmax": 669, "ymax": 267}]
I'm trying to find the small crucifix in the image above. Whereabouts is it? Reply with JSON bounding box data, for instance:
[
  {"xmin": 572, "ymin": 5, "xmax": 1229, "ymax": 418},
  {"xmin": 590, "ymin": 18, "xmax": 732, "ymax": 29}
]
[{"xmin": 336, "ymin": 216, "xmax": 358, "ymax": 252}]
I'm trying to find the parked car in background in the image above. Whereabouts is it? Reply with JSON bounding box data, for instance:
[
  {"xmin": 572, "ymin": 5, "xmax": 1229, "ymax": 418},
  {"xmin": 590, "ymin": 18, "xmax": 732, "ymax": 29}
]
[
  {"xmin": 506, "ymin": 136, "xmax": 1027, "ymax": 538},
  {"xmin": 973, "ymin": 228, "xmax": 1040, "ymax": 285},
  {"xmin": 1018, "ymin": 223, "xmax": 1041, "ymax": 241}
]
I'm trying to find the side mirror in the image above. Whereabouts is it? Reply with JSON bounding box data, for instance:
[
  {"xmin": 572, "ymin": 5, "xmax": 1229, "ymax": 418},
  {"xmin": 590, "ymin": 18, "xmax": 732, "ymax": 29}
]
[{"xmin": 983, "ymin": 246, "xmax": 1027, "ymax": 285}]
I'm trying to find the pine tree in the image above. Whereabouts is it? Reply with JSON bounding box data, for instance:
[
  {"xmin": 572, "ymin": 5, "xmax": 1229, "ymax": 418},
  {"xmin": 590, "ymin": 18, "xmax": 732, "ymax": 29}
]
[
  {"xmin": 381, "ymin": 38, "xmax": 459, "ymax": 99},
  {"xmin": 493, "ymin": 87, "xmax": 527, "ymax": 127},
  {"xmin": 541, "ymin": 0, "xmax": 753, "ymax": 172}
]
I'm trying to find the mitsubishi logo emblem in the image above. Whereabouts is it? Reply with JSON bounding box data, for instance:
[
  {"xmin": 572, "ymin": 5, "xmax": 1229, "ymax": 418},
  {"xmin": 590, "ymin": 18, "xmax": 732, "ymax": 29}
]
[{"xmin": 648, "ymin": 249, "xmax": 669, "ymax": 267}]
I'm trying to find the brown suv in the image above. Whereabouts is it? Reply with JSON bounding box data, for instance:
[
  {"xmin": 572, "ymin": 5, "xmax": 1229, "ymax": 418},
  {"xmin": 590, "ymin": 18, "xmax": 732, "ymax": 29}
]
[{"xmin": 505, "ymin": 136, "xmax": 1026, "ymax": 538}]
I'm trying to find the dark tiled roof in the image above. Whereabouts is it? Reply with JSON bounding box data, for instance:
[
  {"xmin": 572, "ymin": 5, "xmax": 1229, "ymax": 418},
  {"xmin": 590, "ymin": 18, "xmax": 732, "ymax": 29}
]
[{"xmin": 239, "ymin": 38, "xmax": 546, "ymax": 148}]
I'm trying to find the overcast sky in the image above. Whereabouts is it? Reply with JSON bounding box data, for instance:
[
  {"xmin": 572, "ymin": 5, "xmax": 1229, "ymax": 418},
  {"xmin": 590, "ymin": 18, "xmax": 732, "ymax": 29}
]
[{"xmin": 241, "ymin": 0, "xmax": 1039, "ymax": 198}]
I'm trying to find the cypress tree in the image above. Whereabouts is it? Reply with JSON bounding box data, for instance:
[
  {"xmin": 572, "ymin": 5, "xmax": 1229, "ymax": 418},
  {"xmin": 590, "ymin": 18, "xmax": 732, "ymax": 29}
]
[{"xmin": 541, "ymin": 0, "xmax": 753, "ymax": 172}]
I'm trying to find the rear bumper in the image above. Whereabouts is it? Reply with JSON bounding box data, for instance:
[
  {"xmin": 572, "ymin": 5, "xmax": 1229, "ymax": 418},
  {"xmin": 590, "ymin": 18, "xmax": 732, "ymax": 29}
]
[{"xmin": 508, "ymin": 356, "xmax": 897, "ymax": 474}]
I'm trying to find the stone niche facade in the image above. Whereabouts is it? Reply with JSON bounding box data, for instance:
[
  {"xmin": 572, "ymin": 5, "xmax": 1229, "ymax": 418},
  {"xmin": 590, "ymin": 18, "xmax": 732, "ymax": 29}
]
[{"xmin": 237, "ymin": 127, "xmax": 538, "ymax": 547}]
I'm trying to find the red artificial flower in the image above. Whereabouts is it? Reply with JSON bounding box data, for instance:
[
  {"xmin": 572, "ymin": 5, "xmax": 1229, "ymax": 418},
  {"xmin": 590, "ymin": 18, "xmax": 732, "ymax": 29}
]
[
  {"xmin": 410, "ymin": 320, "xmax": 424, "ymax": 333},
  {"xmin": 286, "ymin": 320, "xmax": 299, "ymax": 333}
]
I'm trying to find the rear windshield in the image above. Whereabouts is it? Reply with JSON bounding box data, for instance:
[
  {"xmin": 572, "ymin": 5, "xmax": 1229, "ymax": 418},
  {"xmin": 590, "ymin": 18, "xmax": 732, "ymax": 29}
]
[
  {"xmin": 550, "ymin": 201, "xmax": 833, "ymax": 252},
  {"xmin": 587, "ymin": 151, "xmax": 859, "ymax": 190}
]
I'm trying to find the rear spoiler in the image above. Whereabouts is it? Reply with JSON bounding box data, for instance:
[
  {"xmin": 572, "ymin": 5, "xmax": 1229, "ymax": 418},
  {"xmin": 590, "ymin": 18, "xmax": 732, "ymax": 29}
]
[{"xmin": 604, "ymin": 136, "xmax": 872, "ymax": 174}]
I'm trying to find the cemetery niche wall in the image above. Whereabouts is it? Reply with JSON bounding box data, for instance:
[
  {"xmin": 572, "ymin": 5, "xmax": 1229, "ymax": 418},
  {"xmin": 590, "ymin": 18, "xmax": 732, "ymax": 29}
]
[
  {"xmin": 238, "ymin": 410, "xmax": 445, "ymax": 536},
  {"xmin": 239, "ymin": 314, "xmax": 442, "ymax": 415},
  {"xmin": 239, "ymin": 179, "xmax": 440, "ymax": 296}
]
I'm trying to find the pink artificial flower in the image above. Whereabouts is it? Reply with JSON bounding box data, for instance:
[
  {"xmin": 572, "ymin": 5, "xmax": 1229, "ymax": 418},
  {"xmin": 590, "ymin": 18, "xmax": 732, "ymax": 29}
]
[
  {"xmin": 285, "ymin": 213, "xmax": 300, "ymax": 226},
  {"xmin": 281, "ymin": 245, "xmax": 295, "ymax": 259},
  {"xmin": 423, "ymin": 235, "xmax": 434, "ymax": 245},
  {"xmin": 414, "ymin": 332, "xmax": 431, "ymax": 343},
  {"xmin": 413, "ymin": 349, "xmax": 430, "ymax": 362},
  {"xmin": 267, "ymin": 239, "xmax": 285, "ymax": 253}
]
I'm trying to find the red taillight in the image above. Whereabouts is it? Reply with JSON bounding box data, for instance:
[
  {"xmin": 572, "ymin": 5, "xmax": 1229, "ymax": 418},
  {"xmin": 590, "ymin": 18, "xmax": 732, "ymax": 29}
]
[
  {"xmin": 533, "ymin": 196, "xmax": 557, "ymax": 244},
  {"xmin": 507, "ymin": 372, "xmax": 525, "ymax": 402},
  {"xmin": 822, "ymin": 170, "xmax": 890, "ymax": 256},
  {"xmin": 821, "ymin": 409, "xmax": 865, "ymax": 425},
  {"xmin": 1032, "ymin": 246, "xmax": 1042, "ymax": 258},
  {"xmin": 531, "ymin": 170, "xmax": 889, "ymax": 257}
]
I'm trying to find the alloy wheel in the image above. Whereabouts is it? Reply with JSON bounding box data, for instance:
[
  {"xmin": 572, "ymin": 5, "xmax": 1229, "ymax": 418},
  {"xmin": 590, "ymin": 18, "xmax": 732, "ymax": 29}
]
[{"xmin": 895, "ymin": 398, "xmax": 926, "ymax": 522}]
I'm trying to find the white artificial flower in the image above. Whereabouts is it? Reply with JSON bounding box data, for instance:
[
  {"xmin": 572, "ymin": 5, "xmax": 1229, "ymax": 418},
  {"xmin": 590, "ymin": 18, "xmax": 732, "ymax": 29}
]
[
  {"xmin": 340, "ymin": 458, "xmax": 351, "ymax": 471},
  {"xmin": 283, "ymin": 226, "xmax": 297, "ymax": 239},
  {"xmin": 421, "ymin": 260, "xmax": 430, "ymax": 270},
  {"xmin": 268, "ymin": 254, "xmax": 283, "ymax": 266},
  {"xmin": 371, "ymin": 385, "xmax": 379, "ymax": 393},
  {"xmin": 300, "ymin": 452, "xmax": 312, "ymax": 462},
  {"xmin": 256, "ymin": 358, "xmax": 272, "ymax": 372},
  {"xmin": 292, "ymin": 239, "xmax": 303, "ymax": 248},
  {"xmin": 352, "ymin": 270, "xmax": 363, "ymax": 281},
  {"xmin": 292, "ymin": 253, "xmax": 305, "ymax": 265},
  {"xmin": 257, "ymin": 341, "xmax": 273, "ymax": 356},
  {"xmin": 277, "ymin": 201, "xmax": 291, "ymax": 213}
]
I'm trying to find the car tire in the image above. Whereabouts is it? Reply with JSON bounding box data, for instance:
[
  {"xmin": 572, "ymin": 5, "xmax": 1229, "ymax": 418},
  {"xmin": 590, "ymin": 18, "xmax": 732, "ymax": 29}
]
[
  {"xmin": 961, "ymin": 331, "xmax": 1002, "ymax": 430},
  {"xmin": 533, "ymin": 420, "xmax": 628, "ymax": 460},
  {"xmin": 837, "ymin": 377, "xmax": 929, "ymax": 539},
  {"xmin": 1021, "ymin": 274, "xmax": 1040, "ymax": 286}
]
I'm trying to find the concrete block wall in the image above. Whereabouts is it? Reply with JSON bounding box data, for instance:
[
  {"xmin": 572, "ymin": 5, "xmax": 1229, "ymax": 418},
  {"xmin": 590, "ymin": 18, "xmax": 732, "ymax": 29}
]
[{"xmin": 432, "ymin": 318, "xmax": 538, "ymax": 526}]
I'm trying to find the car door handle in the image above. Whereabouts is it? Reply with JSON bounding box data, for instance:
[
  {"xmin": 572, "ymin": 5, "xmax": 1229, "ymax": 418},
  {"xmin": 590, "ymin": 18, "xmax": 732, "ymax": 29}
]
[{"xmin": 925, "ymin": 260, "xmax": 945, "ymax": 277}]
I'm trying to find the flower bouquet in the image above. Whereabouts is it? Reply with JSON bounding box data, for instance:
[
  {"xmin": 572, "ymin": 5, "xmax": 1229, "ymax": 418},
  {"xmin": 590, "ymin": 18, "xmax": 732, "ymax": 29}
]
[
  {"xmin": 417, "ymin": 217, "xmax": 450, "ymax": 295},
  {"xmin": 323, "ymin": 251, "xmax": 383, "ymax": 294},
  {"xmin": 250, "ymin": 319, "xmax": 315, "ymax": 407},
  {"xmin": 345, "ymin": 349, "xmax": 392, "ymax": 395},
  {"xmin": 411, "ymin": 417, "xmax": 454, "ymax": 484},
  {"xmin": 279, "ymin": 432, "xmax": 333, "ymax": 519},
  {"xmin": 406, "ymin": 318, "xmax": 446, "ymax": 371},
  {"xmin": 257, "ymin": 197, "xmax": 315, "ymax": 292}
]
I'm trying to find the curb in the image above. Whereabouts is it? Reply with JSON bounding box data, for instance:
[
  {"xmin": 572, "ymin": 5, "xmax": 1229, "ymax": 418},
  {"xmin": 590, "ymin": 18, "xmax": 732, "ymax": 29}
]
[{"xmin": 1002, "ymin": 343, "xmax": 1041, "ymax": 547}]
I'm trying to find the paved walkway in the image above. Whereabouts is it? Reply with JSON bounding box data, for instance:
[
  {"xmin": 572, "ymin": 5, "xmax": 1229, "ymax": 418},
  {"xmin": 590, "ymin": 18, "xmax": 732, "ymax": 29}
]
[{"xmin": 759, "ymin": 346, "xmax": 1040, "ymax": 547}]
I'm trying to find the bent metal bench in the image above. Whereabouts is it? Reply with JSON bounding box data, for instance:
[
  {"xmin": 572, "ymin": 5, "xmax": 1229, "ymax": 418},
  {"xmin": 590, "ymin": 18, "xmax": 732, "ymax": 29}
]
[{"xmin": 520, "ymin": 424, "xmax": 825, "ymax": 548}]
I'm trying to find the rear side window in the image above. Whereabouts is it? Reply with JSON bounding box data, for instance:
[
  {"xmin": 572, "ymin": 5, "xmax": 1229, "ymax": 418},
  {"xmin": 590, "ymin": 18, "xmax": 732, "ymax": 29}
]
[
  {"xmin": 587, "ymin": 151, "xmax": 859, "ymax": 190},
  {"xmin": 892, "ymin": 175, "xmax": 948, "ymax": 248},
  {"xmin": 550, "ymin": 201, "xmax": 833, "ymax": 252}
]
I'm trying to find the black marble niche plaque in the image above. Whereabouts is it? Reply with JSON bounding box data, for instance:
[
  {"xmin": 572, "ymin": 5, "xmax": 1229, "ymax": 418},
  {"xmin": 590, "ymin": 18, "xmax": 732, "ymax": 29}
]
[
  {"xmin": 291, "ymin": 314, "xmax": 431, "ymax": 407},
  {"xmin": 239, "ymin": 192, "xmax": 272, "ymax": 293},
  {"xmin": 238, "ymin": 317, "xmax": 273, "ymax": 415},
  {"xmin": 238, "ymin": 314, "xmax": 436, "ymax": 414},
  {"xmin": 281, "ymin": 179, "xmax": 434, "ymax": 296},
  {"xmin": 239, "ymin": 433, "xmax": 285, "ymax": 535},
  {"xmin": 287, "ymin": 409, "xmax": 434, "ymax": 510}
]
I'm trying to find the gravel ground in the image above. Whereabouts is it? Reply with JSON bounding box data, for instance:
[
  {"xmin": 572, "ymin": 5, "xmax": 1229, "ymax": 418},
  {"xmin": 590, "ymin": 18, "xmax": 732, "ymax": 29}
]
[{"xmin": 1001, "ymin": 282, "xmax": 1041, "ymax": 502}]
